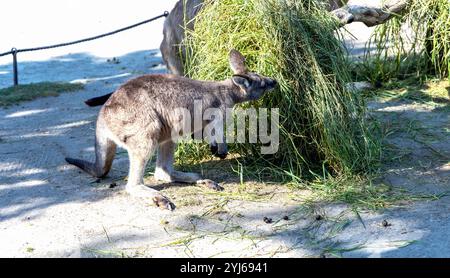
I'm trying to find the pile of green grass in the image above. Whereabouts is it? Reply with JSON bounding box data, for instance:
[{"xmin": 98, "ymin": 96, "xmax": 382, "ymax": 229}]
[
  {"xmin": 178, "ymin": 0, "xmax": 381, "ymax": 180},
  {"xmin": 0, "ymin": 82, "xmax": 84, "ymax": 106},
  {"xmin": 363, "ymin": 0, "xmax": 449, "ymax": 83}
]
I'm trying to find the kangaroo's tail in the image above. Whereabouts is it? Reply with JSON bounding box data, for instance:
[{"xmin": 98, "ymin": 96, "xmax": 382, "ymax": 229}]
[
  {"xmin": 84, "ymin": 93, "xmax": 113, "ymax": 107},
  {"xmin": 65, "ymin": 157, "xmax": 101, "ymax": 177},
  {"xmin": 66, "ymin": 125, "xmax": 117, "ymax": 178}
]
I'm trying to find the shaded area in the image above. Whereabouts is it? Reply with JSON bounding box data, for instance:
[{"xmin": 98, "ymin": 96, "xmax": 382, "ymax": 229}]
[{"xmin": 0, "ymin": 50, "xmax": 165, "ymax": 89}]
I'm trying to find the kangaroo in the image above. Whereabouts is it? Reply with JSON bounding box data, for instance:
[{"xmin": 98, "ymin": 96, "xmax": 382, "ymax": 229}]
[
  {"xmin": 66, "ymin": 50, "xmax": 277, "ymax": 210},
  {"xmin": 160, "ymin": 0, "xmax": 205, "ymax": 76}
]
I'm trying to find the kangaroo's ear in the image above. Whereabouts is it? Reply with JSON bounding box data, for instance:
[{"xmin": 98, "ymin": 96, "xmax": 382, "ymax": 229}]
[
  {"xmin": 232, "ymin": 75, "xmax": 251, "ymax": 90},
  {"xmin": 229, "ymin": 49, "xmax": 247, "ymax": 74}
]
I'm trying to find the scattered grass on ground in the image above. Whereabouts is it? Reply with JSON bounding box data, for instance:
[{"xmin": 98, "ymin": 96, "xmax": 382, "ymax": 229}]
[
  {"xmin": 289, "ymin": 174, "xmax": 445, "ymax": 211},
  {"xmin": 149, "ymin": 155, "xmax": 442, "ymax": 213},
  {"xmin": 0, "ymin": 82, "xmax": 84, "ymax": 107},
  {"xmin": 363, "ymin": 77, "xmax": 449, "ymax": 104}
]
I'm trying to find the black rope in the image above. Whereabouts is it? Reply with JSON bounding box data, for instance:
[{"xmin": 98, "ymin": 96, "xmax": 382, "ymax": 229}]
[{"xmin": 0, "ymin": 11, "xmax": 169, "ymax": 57}]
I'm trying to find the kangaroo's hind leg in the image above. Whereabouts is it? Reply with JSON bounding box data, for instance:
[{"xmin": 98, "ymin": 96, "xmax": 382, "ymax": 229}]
[
  {"xmin": 125, "ymin": 138, "xmax": 175, "ymax": 211},
  {"xmin": 154, "ymin": 141, "xmax": 224, "ymax": 191},
  {"xmin": 66, "ymin": 122, "xmax": 116, "ymax": 178}
]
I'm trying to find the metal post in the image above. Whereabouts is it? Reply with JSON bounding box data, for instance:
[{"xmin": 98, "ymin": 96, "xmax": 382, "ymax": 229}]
[{"xmin": 11, "ymin": 48, "xmax": 18, "ymax": 86}]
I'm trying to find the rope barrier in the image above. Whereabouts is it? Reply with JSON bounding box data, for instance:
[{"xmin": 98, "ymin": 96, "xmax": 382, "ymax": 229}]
[{"xmin": 0, "ymin": 11, "xmax": 169, "ymax": 86}]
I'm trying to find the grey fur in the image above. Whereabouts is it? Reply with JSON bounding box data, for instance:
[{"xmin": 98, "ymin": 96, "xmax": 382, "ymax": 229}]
[{"xmin": 66, "ymin": 50, "xmax": 277, "ymax": 210}]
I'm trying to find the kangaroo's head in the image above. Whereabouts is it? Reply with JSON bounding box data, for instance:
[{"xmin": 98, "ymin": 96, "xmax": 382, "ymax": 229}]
[
  {"xmin": 207, "ymin": 50, "xmax": 277, "ymax": 160},
  {"xmin": 229, "ymin": 49, "xmax": 277, "ymax": 102}
]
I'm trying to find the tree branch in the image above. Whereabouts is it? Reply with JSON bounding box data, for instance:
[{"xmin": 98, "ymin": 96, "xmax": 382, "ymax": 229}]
[{"xmin": 331, "ymin": 0, "xmax": 410, "ymax": 27}]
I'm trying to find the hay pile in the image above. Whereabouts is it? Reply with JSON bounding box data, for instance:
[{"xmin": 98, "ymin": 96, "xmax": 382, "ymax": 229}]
[{"xmin": 178, "ymin": 0, "xmax": 380, "ymax": 179}]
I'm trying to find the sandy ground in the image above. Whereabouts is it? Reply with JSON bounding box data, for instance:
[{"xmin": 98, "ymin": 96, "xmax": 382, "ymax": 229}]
[
  {"xmin": 0, "ymin": 49, "xmax": 449, "ymax": 258},
  {"xmin": 0, "ymin": 3, "xmax": 449, "ymax": 258}
]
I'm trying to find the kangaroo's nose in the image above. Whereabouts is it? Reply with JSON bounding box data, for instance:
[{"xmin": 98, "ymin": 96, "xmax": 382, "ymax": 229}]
[
  {"xmin": 269, "ymin": 79, "xmax": 277, "ymax": 87},
  {"xmin": 347, "ymin": 14, "xmax": 355, "ymax": 24}
]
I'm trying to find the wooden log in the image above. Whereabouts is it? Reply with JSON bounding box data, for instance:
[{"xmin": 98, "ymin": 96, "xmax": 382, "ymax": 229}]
[{"xmin": 331, "ymin": 0, "xmax": 410, "ymax": 26}]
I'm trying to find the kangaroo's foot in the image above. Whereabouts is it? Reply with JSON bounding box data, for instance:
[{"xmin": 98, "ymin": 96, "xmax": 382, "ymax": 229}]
[
  {"xmin": 196, "ymin": 179, "xmax": 224, "ymax": 191},
  {"xmin": 155, "ymin": 169, "xmax": 224, "ymax": 191},
  {"xmin": 152, "ymin": 195, "xmax": 176, "ymax": 211},
  {"xmin": 126, "ymin": 184, "xmax": 175, "ymax": 211}
]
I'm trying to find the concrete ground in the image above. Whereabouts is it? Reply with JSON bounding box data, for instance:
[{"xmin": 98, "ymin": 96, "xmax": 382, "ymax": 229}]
[{"xmin": 0, "ymin": 1, "xmax": 449, "ymax": 258}]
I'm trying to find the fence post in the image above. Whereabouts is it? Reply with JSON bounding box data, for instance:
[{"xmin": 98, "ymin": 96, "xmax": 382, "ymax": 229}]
[{"xmin": 12, "ymin": 48, "xmax": 18, "ymax": 86}]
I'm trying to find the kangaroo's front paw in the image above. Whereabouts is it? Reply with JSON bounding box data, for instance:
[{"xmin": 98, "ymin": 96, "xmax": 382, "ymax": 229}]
[
  {"xmin": 197, "ymin": 179, "xmax": 224, "ymax": 191},
  {"xmin": 153, "ymin": 195, "xmax": 176, "ymax": 211}
]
